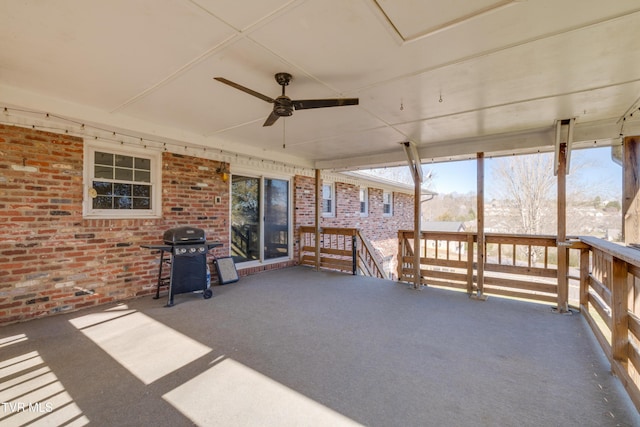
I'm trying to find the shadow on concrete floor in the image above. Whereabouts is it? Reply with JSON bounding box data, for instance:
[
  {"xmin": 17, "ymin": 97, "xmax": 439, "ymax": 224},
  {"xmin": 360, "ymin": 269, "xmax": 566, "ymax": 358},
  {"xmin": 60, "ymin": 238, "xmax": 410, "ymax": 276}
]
[{"xmin": 1, "ymin": 266, "xmax": 638, "ymax": 426}]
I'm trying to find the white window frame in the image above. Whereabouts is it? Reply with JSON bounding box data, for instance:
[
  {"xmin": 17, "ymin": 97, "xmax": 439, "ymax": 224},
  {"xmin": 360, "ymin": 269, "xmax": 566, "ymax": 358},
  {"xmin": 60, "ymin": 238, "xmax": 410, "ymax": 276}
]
[
  {"xmin": 322, "ymin": 182, "xmax": 335, "ymax": 217},
  {"xmin": 359, "ymin": 187, "xmax": 368, "ymax": 217},
  {"xmin": 383, "ymin": 191, "xmax": 393, "ymax": 217},
  {"xmin": 83, "ymin": 141, "xmax": 162, "ymax": 219}
]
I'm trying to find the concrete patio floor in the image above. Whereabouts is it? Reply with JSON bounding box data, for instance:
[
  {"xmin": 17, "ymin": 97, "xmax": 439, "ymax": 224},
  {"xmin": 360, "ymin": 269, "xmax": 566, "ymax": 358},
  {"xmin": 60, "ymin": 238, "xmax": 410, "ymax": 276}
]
[{"xmin": 1, "ymin": 266, "xmax": 639, "ymax": 426}]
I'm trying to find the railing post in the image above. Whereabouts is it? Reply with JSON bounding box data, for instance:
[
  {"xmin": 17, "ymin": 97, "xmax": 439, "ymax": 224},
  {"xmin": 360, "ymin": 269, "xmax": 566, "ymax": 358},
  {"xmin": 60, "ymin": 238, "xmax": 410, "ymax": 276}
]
[
  {"xmin": 472, "ymin": 152, "xmax": 487, "ymax": 300},
  {"xmin": 466, "ymin": 233, "xmax": 475, "ymax": 295},
  {"xmin": 315, "ymin": 169, "xmax": 321, "ymax": 271},
  {"xmin": 579, "ymin": 247, "xmax": 590, "ymax": 310},
  {"xmin": 352, "ymin": 234, "xmax": 357, "ymax": 275},
  {"xmin": 611, "ymin": 257, "xmax": 629, "ymax": 362},
  {"xmin": 397, "ymin": 231, "xmax": 404, "ymax": 281},
  {"xmin": 556, "ymin": 142, "xmax": 569, "ymax": 312}
]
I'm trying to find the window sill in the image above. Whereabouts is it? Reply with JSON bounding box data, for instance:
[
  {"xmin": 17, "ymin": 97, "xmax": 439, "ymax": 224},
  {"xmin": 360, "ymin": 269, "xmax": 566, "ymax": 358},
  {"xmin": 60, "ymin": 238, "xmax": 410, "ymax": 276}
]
[{"xmin": 83, "ymin": 213, "xmax": 162, "ymax": 220}]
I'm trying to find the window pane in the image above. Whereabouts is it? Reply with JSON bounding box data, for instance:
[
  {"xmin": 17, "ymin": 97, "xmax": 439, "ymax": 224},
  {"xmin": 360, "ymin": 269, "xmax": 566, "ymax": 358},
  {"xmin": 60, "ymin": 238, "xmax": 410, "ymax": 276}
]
[
  {"xmin": 113, "ymin": 183, "xmax": 131, "ymax": 196},
  {"xmin": 115, "ymin": 167, "xmax": 133, "ymax": 181},
  {"xmin": 323, "ymin": 199, "xmax": 332, "ymax": 213},
  {"xmin": 265, "ymin": 179, "xmax": 289, "ymax": 260},
  {"xmin": 115, "ymin": 155, "xmax": 133, "ymax": 168},
  {"xmin": 322, "ymin": 184, "xmax": 332, "ymax": 199},
  {"xmin": 231, "ymin": 175, "xmax": 260, "ymax": 263},
  {"xmin": 133, "ymin": 184, "xmax": 150, "ymax": 197},
  {"xmin": 93, "ymin": 181, "xmax": 112, "ymax": 196},
  {"xmin": 115, "ymin": 196, "xmax": 132, "ymax": 209},
  {"xmin": 134, "ymin": 170, "xmax": 151, "ymax": 183},
  {"xmin": 133, "ymin": 197, "xmax": 150, "ymax": 209},
  {"xmin": 95, "ymin": 166, "xmax": 113, "ymax": 179},
  {"xmin": 135, "ymin": 157, "xmax": 151, "ymax": 170},
  {"xmin": 95, "ymin": 152, "xmax": 113, "ymax": 166},
  {"xmin": 93, "ymin": 196, "xmax": 113, "ymax": 209}
]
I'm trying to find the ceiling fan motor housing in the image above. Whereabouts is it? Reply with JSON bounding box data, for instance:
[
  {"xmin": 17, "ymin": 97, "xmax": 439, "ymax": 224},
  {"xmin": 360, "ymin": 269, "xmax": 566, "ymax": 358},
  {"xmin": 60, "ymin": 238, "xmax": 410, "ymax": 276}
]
[{"xmin": 274, "ymin": 96, "xmax": 294, "ymax": 116}]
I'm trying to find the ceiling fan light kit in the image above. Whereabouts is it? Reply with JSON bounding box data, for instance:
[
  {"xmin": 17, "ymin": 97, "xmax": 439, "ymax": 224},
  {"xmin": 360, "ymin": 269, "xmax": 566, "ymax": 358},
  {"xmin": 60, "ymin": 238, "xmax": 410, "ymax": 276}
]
[{"xmin": 214, "ymin": 73, "xmax": 359, "ymax": 127}]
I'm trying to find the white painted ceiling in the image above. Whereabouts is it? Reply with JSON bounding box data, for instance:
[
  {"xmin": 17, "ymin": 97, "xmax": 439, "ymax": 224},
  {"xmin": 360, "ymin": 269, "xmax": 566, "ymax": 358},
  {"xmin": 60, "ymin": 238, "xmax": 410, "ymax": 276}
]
[{"xmin": 1, "ymin": 0, "xmax": 640, "ymax": 170}]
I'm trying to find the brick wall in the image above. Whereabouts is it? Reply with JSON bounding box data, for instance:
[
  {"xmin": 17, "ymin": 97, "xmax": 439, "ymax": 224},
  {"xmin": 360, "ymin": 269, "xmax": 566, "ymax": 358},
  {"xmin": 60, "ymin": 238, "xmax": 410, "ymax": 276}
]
[
  {"xmin": 0, "ymin": 125, "xmax": 233, "ymax": 323},
  {"xmin": 293, "ymin": 174, "xmax": 316, "ymax": 261}
]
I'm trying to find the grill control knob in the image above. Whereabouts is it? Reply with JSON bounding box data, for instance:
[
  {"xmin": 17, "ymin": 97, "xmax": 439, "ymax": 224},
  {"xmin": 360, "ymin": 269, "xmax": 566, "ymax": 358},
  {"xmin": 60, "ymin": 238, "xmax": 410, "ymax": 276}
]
[
  {"xmin": 198, "ymin": 247, "xmax": 205, "ymax": 253},
  {"xmin": 179, "ymin": 248, "xmax": 187, "ymax": 254},
  {"xmin": 189, "ymin": 247, "xmax": 196, "ymax": 253}
]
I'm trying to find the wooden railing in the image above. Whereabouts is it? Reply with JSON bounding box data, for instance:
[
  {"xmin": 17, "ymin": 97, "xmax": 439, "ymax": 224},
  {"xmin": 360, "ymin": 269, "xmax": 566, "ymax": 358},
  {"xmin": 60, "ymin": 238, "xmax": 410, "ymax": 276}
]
[
  {"xmin": 397, "ymin": 229, "xmax": 640, "ymax": 410},
  {"xmin": 578, "ymin": 237, "xmax": 640, "ymax": 410},
  {"xmin": 356, "ymin": 232, "xmax": 387, "ymax": 279},
  {"xmin": 231, "ymin": 224, "xmax": 255, "ymax": 260},
  {"xmin": 299, "ymin": 227, "xmax": 387, "ymax": 279},
  {"xmin": 397, "ymin": 230, "xmax": 561, "ymax": 304}
]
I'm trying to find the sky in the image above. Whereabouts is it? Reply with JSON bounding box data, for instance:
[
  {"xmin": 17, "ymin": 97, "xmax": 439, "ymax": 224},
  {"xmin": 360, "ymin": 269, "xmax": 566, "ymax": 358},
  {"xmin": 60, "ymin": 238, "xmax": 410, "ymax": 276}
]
[{"xmin": 424, "ymin": 146, "xmax": 622, "ymax": 199}]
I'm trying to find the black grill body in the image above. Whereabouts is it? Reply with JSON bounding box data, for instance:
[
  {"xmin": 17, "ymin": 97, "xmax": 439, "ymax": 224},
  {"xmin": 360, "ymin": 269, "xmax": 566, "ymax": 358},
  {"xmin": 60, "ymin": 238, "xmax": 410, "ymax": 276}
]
[
  {"xmin": 170, "ymin": 243, "xmax": 208, "ymax": 302},
  {"xmin": 142, "ymin": 226, "xmax": 221, "ymax": 306}
]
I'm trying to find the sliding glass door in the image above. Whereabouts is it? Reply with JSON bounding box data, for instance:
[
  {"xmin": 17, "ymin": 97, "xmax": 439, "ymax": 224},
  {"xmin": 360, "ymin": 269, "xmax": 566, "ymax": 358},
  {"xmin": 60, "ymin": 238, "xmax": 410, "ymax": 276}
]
[
  {"xmin": 231, "ymin": 175, "xmax": 290, "ymax": 264},
  {"xmin": 264, "ymin": 178, "xmax": 289, "ymax": 260},
  {"xmin": 231, "ymin": 175, "xmax": 260, "ymax": 263}
]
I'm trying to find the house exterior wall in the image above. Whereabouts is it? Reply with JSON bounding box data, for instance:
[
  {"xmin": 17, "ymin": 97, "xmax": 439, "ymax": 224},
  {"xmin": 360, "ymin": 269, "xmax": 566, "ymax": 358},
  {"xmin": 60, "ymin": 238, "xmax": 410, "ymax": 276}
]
[
  {"xmin": 294, "ymin": 176, "xmax": 414, "ymax": 277},
  {"xmin": 1, "ymin": 125, "xmax": 413, "ymax": 324}
]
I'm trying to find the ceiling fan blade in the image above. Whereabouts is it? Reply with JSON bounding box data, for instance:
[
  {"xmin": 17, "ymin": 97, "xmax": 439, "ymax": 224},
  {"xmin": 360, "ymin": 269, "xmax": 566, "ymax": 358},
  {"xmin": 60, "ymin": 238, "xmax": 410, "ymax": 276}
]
[
  {"xmin": 292, "ymin": 98, "xmax": 359, "ymax": 110},
  {"xmin": 263, "ymin": 111, "xmax": 280, "ymax": 127},
  {"xmin": 214, "ymin": 77, "xmax": 274, "ymax": 103}
]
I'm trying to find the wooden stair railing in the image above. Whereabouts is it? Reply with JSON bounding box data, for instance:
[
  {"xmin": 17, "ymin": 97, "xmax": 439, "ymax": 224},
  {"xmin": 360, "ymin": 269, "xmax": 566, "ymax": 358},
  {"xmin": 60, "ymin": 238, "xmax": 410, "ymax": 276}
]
[
  {"xmin": 299, "ymin": 226, "xmax": 388, "ymax": 279},
  {"xmin": 355, "ymin": 230, "xmax": 387, "ymax": 279}
]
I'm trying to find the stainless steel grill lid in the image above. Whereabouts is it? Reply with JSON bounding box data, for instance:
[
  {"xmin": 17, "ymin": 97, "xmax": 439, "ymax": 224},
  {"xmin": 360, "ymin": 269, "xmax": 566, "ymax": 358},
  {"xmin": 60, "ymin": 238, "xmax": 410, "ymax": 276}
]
[{"xmin": 163, "ymin": 226, "xmax": 206, "ymax": 245}]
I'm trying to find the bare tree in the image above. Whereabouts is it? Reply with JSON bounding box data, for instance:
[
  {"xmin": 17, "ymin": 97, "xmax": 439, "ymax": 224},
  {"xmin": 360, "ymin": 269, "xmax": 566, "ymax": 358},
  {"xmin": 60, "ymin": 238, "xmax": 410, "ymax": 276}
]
[{"xmin": 490, "ymin": 153, "xmax": 556, "ymax": 235}]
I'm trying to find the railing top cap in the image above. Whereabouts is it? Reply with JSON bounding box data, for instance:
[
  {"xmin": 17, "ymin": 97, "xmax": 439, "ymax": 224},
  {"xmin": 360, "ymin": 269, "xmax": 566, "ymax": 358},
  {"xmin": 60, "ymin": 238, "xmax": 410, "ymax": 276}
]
[{"xmin": 581, "ymin": 236, "xmax": 640, "ymax": 267}]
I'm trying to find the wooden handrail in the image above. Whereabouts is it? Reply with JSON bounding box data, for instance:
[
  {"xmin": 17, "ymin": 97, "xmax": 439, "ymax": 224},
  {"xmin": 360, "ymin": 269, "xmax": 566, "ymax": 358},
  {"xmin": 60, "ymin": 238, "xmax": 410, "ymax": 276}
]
[
  {"xmin": 299, "ymin": 227, "xmax": 387, "ymax": 278},
  {"xmin": 299, "ymin": 226, "xmax": 357, "ymax": 275},
  {"xmin": 397, "ymin": 229, "xmax": 563, "ymax": 302},
  {"xmin": 577, "ymin": 237, "xmax": 640, "ymax": 412},
  {"xmin": 355, "ymin": 230, "xmax": 387, "ymax": 279}
]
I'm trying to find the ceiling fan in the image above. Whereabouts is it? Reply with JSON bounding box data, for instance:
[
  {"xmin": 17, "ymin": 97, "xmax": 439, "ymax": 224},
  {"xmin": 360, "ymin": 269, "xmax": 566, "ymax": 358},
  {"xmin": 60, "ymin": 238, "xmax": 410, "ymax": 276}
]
[{"xmin": 214, "ymin": 72, "xmax": 359, "ymax": 127}]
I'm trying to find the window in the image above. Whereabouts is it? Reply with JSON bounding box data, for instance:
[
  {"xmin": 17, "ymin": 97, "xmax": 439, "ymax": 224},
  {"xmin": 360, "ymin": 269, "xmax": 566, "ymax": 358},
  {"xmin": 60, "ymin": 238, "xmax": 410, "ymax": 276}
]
[
  {"xmin": 231, "ymin": 174, "xmax": 291, "ymax": 265},
  {"xmin": 322, "ymin": 183, "xmax": 335, "ymax": 217},
  {"xmin": 359, "ymin": 187, "xmax": 368, "ymax": 216},
  {"xmin": 383, "ymin": 191, "xmax": 393, "ymax": 216},
  {"xmin": 83, "ymin": 143, "xmax": 161, "ymax": 218}
]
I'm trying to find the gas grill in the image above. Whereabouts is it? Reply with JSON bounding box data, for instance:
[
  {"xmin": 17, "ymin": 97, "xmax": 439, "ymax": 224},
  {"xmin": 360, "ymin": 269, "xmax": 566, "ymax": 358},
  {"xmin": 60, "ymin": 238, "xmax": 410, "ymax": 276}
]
[{"xmin": 142, "ymin": 226, "xmax": 222, "ymax": 306}]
